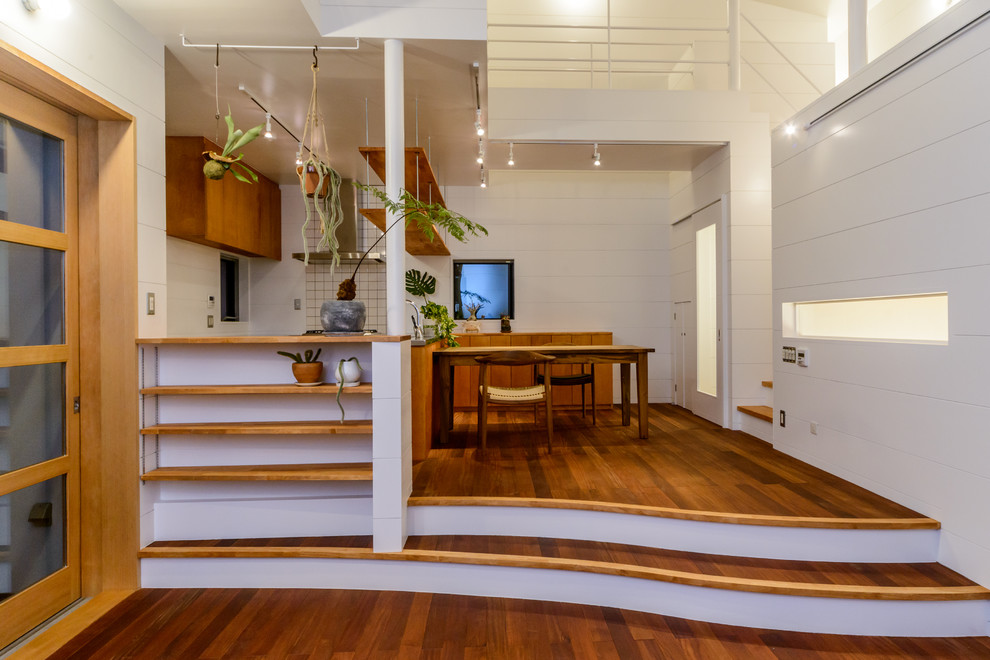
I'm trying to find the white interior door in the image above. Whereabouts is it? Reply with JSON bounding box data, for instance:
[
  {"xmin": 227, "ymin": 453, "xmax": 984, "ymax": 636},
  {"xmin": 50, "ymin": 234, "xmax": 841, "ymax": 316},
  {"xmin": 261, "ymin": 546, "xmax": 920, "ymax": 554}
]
[
  {"xmin": 672, "ymin": 301, "xmax": 692, "ymax": 409},
  {"xmin": 691, "ymin": 201, "xmax": 723, "ymax": 426}
]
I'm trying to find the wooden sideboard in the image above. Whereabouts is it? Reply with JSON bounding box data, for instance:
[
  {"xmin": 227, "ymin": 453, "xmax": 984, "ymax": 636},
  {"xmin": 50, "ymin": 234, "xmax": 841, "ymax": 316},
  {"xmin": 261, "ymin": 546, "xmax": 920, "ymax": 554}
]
[{"xmin": 410, "ymin": 331, "xmax": 613, "ymax": 460}]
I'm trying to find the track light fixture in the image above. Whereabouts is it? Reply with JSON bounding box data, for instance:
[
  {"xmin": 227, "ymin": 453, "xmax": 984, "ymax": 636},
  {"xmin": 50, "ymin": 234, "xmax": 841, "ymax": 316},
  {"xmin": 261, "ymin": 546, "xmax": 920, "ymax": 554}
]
[
  {"xmin": 476, "ymin": 138, "xmax": 485, "ymax": 165},
  {"xmin": 264, "ymin": 113, "xmax": 274, "ymax": 139},
  {"xmin": 475, "ymin": 109, "xmax": 485, "ymax": 136},
  {"xmin": 784, "ymin": 123, "xmax": 797, "ymax": 137},
  {"xmin": 507, "ymin": 143, "xmax": 515, "ymax": 167},
  {"xmin": 295, "ymin": 141, "xmax": 304, "ymax": 166},
  {"xmin": 593, "ymin": 143, "xmax": 601, "ymax": 166},
  {"xmin": 480, "ymin": 167, "xmax": 487, "ymax": 188}
]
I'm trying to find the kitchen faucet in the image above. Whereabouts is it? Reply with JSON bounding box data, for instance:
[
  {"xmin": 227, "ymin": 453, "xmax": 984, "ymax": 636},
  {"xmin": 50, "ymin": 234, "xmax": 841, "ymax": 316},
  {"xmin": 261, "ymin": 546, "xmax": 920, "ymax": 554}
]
[{"xmin": 406, "ymin": 300, "xmax": 424, "ymax": 341}]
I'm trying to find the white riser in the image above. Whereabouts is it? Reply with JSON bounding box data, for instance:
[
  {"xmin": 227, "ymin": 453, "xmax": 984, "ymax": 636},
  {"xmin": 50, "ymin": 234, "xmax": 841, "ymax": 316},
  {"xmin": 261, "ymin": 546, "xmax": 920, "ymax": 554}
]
[
  {"xmin": 408, "ymin": 505, "xmax": 938, "ymax": 563},
  {"xmin": 154, "ymin": 496, "xmax": 373, "ymax": 540},
  {"xmin": 140, "ymin": 557, "xmax": 990, "ymax": 637}
]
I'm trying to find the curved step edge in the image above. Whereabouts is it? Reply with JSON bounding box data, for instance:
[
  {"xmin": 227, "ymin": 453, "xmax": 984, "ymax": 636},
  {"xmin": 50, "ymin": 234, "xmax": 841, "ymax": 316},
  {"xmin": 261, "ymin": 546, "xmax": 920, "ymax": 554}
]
[
  {"xmin": 408, "ymin": 496, "xmax": 938, "ymax": 529},
  {"xmin": 138, "ymin": 545, "xmax": 990, "ymax": 602},
  {"xmin": 138, "ymin": 555, "xmax": 990, "ymax": 637},
  {"xmin": 407, "ymin": 503, "xmax": 940, "ymax": 563}
]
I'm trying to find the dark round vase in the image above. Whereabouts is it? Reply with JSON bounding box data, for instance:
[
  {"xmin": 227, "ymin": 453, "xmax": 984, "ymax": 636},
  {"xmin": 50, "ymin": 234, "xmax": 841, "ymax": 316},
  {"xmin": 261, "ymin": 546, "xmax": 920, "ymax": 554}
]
[{"xmin": 321, "ymin": 300, "xmax": 366, "ymax": 333}]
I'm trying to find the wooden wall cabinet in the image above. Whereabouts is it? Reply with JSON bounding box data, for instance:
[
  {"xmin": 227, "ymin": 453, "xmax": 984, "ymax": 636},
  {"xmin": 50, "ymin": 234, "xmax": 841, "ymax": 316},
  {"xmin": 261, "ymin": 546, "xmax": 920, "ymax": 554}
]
[{"xmin": 166, "ymin": 136, "xmax": 282, "ymax": 260}]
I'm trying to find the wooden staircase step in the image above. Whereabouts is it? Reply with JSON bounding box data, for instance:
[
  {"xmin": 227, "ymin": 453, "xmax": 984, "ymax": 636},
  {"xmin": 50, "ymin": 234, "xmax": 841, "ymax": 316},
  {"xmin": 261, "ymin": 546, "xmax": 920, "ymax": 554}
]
[
  {"xmin": 141, "ymin": 420, "xmax": 373, "ymax": 435},
  {"xmin": 141, "ymin": 462, "xmax": 373, "ymax": 482},
  {"xmin": 139, "ymin": 535, "xmax": 990, "ymax": 601},
  {"xmin": 407, "ymin": 496, "xmax": 938, "ymax": 529},
  {"xmin": 737, "ymin": 405, "xmax": 773, "ymax": 423}
]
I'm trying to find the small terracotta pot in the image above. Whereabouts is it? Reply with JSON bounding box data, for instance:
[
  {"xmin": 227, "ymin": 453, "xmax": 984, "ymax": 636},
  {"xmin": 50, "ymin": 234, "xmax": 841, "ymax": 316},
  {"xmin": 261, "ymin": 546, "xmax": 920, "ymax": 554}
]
[
  {"xmin": 291, "ymin": 361, "xmax": 323, "ymax": 384},
  {"xmin": 297, "ymin": 164, "xmax": 330, "ymax": 198}
]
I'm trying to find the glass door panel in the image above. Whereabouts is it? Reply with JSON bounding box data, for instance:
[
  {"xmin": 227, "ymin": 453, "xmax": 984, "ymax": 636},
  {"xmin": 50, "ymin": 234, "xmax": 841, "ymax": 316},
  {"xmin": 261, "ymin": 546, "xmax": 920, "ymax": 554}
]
[{"xmin": 0, "ymin": 81, "xmax": 79, "ymax": 649}]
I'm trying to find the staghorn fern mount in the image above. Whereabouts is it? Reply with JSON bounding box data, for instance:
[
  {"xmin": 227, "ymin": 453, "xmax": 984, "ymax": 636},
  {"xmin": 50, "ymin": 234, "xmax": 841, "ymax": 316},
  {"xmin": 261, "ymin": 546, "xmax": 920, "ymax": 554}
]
[{"xmin": 202, "ymin": 107, "xmax": 264, "ymax": 183}]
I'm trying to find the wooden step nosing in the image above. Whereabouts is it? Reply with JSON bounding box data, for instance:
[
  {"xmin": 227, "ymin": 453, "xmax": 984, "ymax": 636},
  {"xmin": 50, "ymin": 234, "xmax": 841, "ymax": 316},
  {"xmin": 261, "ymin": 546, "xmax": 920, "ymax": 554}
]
[
  {"xmin": 140, "ymin": 420, "xmax": 373, "ymax": 435},
  {"xmin": 406, "ymin": 496, "xmax": 939, "ymax": 530},
  {"xmin": 137, "ymin": 546, "xmax": 990, "ymax": 602},
  {"xmin": 141, "ymin": 463, "xmax": 373, "ymax": 482}
]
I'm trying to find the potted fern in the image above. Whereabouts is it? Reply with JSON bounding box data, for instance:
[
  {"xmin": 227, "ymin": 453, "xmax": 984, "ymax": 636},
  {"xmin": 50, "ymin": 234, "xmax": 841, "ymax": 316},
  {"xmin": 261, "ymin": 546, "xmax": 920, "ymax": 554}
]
[
  {"xmin": 202, "ymin": 108, "xmax": 264, "ymax": 183},
  {"xmin": 406, "ymin": 268, "xmax": 459, "ymax": 347}
]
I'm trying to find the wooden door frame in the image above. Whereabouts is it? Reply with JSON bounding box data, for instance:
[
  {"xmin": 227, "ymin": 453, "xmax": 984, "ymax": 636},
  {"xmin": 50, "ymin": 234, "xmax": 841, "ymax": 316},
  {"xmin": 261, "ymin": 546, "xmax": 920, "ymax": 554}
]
[{"xmin": 0, "ymin": 41, "xmax": 139, "ymax": 597}]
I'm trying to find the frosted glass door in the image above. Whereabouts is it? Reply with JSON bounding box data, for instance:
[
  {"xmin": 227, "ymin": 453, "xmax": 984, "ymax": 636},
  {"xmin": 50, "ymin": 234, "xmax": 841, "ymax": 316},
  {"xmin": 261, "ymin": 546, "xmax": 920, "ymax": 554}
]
[{"xmin": 0, "ymin": 81, "xmax": 80, "ymax": 650}]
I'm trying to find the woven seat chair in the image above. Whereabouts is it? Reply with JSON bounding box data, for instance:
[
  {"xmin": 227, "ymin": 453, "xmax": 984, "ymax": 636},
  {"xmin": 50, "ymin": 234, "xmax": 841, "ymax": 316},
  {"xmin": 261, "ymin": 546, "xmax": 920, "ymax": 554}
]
[
  {"xmin": 476, "ymin": 350, "xmax": 556, "ymax": 452},
  {"xmin": 534, "ymin": 342, "xmax": 596, "ymax": 425}
]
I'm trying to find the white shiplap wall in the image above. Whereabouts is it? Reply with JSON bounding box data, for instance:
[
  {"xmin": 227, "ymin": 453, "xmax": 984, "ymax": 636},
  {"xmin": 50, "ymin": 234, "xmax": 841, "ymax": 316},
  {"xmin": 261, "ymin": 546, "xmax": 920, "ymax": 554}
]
[
  {"xmin": 0, "ymin": 0, "xmax": 167, "ymax": 338},
  {"xmin": 771, "ymin": 4, "xmax": 990, "ymax": 585},
  {"xmin": 441, "ymin": 171, "xmax": 672, "ymax": 403}
]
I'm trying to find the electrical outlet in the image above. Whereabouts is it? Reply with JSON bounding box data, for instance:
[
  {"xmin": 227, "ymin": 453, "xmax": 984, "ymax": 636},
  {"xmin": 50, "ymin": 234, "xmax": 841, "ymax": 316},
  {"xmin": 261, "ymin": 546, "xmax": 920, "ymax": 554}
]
[
  {"xmin": 797, "ymin": 348, "xmax": 809, "ymax": 367},
  {"xmin": 207, "ymin": 315, "xmax": 214, "ymax": 328},
  {"xmin": 779, "ymin": 410, "xmax": 786, "ymax": 427},
  {"xmin": 146, "ymin": 292, "xmax": 155, "ymax": 315},
  {"xmin": 207, "ymin": 295, "xmax": 215, "ymax": 309},
  {"xmin": 810, "ymin": 421, "xmax": 818, "ymax": 435}
]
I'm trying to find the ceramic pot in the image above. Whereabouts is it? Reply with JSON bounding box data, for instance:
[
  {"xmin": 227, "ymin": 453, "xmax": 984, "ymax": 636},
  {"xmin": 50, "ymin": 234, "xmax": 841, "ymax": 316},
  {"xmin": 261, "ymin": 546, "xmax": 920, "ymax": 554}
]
[
  {"xmin": 291, "ymin": 361, "xmax": 323, "ymax": 384},
  {"xmin": 336, "ymin": 358, "xmax": 363, "ymax": 387},
  {"xmin": 321, "ymin": 300, "xmax": 366, "ymax": 333},
  {"xmin": 297, "ymin": 164, "xmax": 330, "ymax": 197}
]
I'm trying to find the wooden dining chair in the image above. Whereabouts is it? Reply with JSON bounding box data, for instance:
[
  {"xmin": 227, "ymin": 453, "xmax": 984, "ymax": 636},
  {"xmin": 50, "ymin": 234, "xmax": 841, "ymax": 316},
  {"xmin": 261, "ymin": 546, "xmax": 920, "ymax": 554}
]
[
  {"xmin": 476, "ymin": 350, "xmax": 556, "ymax": 452},
  {"xmin": 535, "ymin": 343, "xmax": 596, "ymax": 425}
]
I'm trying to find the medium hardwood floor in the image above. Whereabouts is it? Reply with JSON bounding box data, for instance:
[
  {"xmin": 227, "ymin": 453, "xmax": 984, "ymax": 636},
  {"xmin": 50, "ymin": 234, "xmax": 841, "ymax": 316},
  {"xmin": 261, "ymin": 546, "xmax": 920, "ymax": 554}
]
[
  {"xmin": 412, "ymin": 404, "xmax": 921, "ymax": 519},
  {"xmin": 43, "ymin": 588, "xmax": 990, "ymax": 659}
]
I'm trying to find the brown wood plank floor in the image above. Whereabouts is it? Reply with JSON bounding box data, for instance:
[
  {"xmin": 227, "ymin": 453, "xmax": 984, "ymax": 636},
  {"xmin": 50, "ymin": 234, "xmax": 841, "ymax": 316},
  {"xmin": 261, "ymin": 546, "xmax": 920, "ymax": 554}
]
[
  {"xmin": 146, "ymin": 535, "xmax": 981, "ymax": 590},
  {"xmin": 412, "ymin": 404, "xmax": 921, "ymax": 519},
  {"xmin": 45, "ymin": 588, "xmax": 990, "ymax": 659}
]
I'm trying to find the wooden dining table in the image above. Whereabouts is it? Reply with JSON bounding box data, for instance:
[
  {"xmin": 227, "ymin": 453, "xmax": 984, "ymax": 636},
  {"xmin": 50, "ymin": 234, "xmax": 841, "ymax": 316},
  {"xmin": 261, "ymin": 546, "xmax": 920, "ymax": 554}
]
[{"xmin": 433, "ymin": 344, "xmax": 655, "ymax": 443}]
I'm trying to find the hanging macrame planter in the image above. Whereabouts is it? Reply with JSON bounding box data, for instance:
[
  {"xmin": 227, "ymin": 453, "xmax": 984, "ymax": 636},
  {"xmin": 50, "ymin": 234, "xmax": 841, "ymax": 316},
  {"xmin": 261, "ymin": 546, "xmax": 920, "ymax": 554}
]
[{"xmin": 297, "ymin": 50, "xmax": 344, "ymax": 266}]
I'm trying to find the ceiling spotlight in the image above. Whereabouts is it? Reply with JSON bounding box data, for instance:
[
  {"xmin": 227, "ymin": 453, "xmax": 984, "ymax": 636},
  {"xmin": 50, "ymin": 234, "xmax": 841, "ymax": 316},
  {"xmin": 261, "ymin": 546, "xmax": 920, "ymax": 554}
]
[
  {"xmin": 593, "ymin": 143, "xmax": 601, "ymax": 167},
  {"xmin": 476, "ymin": 138, "xmax": 485, "ymax": 165},
  {"xmin": 22, "ymin": 0, "xmax": 71, "ymax": 17},
  {"xmin": 784, "ymin": 123, "xmax": 797, "ymax": 136},
  {"xmin": 295, "ymin": 141, "xmax": 304, "ymax": 166},
  {"xmin": 507, "ymin": 142, "xmax": 515, "ymax": 167},
  {"xmin": 480, "ymin": 168, "xmax": 487, "ymax": 188},
  {"xmin": 264, "ymin": 113, "xmax": 274, "ymax": 140},
  {"xmin": 475, "ymin": 109, "xmax": 485, "ymax": 136}
]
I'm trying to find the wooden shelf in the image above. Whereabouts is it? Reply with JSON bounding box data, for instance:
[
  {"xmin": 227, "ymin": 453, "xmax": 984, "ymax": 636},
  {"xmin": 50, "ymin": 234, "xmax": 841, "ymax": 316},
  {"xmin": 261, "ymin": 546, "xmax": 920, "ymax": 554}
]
[
  {"xmin": 737, "ymin": 405, "xmax": 773, "ymax": 423},
  {"xmin": 358, "ymin": 146, "xmax": 445, "ymax": 207},
  {"xmin": 141, "ymin": 462, "xmax": 373, "ymax": 482},
  {"xmin": 141, "ymin": 383, "xmax": 372, "ymax": 396},
  {"xmin": 140, "ymin": 420, "xmax": 373, "ymax": 435},
  {"xmin": 358, "ymin": 208, "xmax": 449, "ymax": 256}
]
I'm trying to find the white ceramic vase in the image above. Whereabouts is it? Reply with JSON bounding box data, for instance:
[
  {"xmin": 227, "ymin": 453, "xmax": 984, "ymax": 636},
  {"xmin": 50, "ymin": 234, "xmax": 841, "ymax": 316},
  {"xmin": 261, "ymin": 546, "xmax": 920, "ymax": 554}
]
[{"xmin": 335, "ymin": 358, "xmax": 362, "ymax": 387}]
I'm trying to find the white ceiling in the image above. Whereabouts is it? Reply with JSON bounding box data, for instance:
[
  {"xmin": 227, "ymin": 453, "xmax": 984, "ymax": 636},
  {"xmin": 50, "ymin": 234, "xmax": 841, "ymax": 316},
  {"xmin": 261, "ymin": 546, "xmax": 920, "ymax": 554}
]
[{"xmin": 114, "ymin": 0, "xmax": 725, "ymax": 186}]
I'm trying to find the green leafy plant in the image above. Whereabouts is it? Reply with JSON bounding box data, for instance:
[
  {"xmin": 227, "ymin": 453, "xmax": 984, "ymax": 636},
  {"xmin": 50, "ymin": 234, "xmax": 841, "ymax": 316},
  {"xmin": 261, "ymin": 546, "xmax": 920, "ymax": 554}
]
[
  {"xmin": 421, "ymin": 301, "xmax": 459, "ymax": 348},
  {"xmin": 202, "ymin": 108, "xmax": 264, "ymax": 183},
  {"xmin": 276, "ymin": 348, "xmax": 322, "ymax": 363},
  {"xmin": 405, "ymin": 269, "xmax": 436, "ymax": 303},
  {"xmin": 336, "ymin": 185, "xmax": 488, "ymax": 301}
]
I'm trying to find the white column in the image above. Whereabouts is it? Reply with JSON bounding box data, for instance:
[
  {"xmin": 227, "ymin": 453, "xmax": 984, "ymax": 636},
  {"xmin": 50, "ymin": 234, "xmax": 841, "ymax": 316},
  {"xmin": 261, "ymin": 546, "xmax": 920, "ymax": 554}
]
[
  {"xmin": 384, "ymin": 38, "xmax": 406, "ymax": 335},
  {"xmin": 728, "ymin": 0, "xmax": 741, "ymax": 91},
  {"xmin": 848, "ymin": 0, "xmax": 868, "ymax": 75}
]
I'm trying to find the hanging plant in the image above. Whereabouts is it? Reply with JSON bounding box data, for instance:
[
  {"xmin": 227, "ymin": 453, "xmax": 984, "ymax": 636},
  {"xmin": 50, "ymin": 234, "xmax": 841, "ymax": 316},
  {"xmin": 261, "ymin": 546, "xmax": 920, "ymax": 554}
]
[
  {"xmin": 297, "ymin": 50, "xmax": 344, "ymax": 267},
  {"xmin": 202, "ymin": 108, "xmax": 264, "ymax": 183}
]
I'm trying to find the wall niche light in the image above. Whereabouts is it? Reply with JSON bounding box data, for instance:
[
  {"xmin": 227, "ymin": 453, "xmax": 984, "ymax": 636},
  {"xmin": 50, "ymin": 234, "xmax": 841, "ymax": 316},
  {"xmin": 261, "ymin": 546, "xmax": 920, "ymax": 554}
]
[{"xmin": 22, "ymin": 0, "xmax": 71, "ymax": 18}]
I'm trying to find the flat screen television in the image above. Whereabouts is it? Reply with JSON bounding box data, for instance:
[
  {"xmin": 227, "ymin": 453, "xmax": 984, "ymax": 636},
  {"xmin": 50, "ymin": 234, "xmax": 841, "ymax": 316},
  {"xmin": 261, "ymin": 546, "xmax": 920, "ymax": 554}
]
[{"xmin": 453, "ymin": 259, "xmax": 515, "ymax": 320}]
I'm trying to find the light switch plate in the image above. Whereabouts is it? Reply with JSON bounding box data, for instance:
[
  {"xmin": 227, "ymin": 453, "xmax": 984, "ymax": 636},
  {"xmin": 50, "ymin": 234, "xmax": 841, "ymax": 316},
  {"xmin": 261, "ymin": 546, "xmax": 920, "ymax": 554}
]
[
  {"xmin": 146, "ymin": 292, "xmax": 155, "ymax": 315},
  {"xmin": 207, "ymin": 315, "xmax": 214, "ymax": 328}
]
